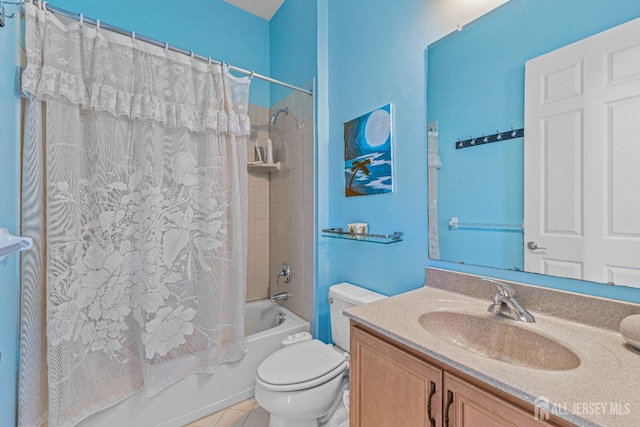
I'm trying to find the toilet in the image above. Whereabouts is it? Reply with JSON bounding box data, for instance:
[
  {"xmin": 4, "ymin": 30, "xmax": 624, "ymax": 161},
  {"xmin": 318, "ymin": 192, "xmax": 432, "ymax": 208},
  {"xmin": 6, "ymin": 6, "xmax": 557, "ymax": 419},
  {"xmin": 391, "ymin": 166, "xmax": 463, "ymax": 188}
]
[{"xmin": 254, "ymin": 282, "xmax": 386, "ymax": 427}]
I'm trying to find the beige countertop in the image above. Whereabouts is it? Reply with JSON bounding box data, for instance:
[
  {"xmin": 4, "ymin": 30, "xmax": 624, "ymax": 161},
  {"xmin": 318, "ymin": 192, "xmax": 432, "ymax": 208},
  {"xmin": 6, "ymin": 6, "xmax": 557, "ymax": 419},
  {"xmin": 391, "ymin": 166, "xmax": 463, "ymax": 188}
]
[{"xmin": 345, "ymin": 286, "xmax": 640, "ymax": 427}]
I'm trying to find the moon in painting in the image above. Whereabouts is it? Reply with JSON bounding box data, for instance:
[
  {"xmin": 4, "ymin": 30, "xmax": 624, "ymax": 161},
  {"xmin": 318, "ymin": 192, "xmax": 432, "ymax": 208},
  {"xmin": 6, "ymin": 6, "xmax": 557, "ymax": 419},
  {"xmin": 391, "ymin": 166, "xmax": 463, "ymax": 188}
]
[{"xmin": 364, "ymin": 109, "xmax": 390, "ymax": 148}]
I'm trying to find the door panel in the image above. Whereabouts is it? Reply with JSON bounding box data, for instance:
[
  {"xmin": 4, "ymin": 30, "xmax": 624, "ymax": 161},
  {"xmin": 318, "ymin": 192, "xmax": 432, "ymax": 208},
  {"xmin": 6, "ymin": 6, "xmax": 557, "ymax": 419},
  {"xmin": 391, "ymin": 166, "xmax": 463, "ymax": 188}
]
[
  {"xmin": 543, "ymin": 259, "xmax": 583, "ymax": 280},
  {"xmin": 607, "ymin": 97, "xmax": 640, "ymax": 236},
  {"xmin": 606, "ymin": 43, "xmax": 640, "ymax": 85},
  {"xmin": 542, "ymin": 61, "xmax": 583, "ymax": 104},
  {"xmin": 542, "ymin": 110, "xmax": 583, "ymax": 235},
  {"xmin": 605, "ymin": 265, "xmax": 640, "ymax": 286},
  {"xmin": 525, "ymin": 17, "xmax": 640, "ymax": 288}
]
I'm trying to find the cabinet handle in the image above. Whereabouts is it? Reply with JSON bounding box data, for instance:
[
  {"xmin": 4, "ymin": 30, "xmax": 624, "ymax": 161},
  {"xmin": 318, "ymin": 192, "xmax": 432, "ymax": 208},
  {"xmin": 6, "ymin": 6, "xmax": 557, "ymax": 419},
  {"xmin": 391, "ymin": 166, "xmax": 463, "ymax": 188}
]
[
  {"xmin": 444, "ymin": 390, "xmax": 454, "ymax": 427},
  {"xmin": 427, "ymin": 381, "xmax": 436, "ymax": 427}
]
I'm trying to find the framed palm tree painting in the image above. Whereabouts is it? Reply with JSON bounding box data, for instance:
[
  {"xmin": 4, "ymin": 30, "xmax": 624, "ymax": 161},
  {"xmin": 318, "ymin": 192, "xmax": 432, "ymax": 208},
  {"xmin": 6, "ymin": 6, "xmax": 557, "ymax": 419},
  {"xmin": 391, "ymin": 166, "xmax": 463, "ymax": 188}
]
[{"xmin": 344, "ymin": 104, "xmax": 393, "ymax": 197}]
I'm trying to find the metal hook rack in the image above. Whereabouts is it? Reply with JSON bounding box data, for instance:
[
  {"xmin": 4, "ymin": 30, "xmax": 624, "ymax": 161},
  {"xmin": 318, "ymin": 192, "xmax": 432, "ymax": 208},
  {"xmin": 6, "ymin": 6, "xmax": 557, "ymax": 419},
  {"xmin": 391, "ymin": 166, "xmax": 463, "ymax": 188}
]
[{"xmin": 455, "ymin": 127, "xmax": 524, "ymax": 150}]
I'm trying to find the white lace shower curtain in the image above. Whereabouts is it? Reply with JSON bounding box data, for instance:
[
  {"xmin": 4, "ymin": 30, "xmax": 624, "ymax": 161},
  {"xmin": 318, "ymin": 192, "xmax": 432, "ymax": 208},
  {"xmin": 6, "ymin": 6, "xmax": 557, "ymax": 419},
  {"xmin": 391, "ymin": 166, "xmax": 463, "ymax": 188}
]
[{"xmin": 19, "ymin": 3, "xmax": 249, "ymax": 426}]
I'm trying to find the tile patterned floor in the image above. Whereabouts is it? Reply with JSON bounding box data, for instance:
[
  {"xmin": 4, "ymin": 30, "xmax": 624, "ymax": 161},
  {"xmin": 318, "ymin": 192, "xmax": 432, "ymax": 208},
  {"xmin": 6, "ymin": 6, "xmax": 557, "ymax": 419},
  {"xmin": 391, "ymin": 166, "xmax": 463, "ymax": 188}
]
[{"xmin": 185, "ymin": 398, "xmax": 270, "ymax": 427}]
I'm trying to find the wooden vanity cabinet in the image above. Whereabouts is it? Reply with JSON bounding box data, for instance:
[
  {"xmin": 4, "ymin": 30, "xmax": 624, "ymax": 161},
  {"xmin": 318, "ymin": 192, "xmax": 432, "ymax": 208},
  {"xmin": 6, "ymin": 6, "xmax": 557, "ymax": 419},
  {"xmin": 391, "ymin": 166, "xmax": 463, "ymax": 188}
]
[
  {"xmin": 350, "ymin": 325, "xmax": 442, "ymax": 427},
  {"xmin": 350, "ymin": 324, "xmax": 566, "ymax": 427},
  {"xmin": 444, "ymin": 372, "xmax": 550, "ymax": 427}
]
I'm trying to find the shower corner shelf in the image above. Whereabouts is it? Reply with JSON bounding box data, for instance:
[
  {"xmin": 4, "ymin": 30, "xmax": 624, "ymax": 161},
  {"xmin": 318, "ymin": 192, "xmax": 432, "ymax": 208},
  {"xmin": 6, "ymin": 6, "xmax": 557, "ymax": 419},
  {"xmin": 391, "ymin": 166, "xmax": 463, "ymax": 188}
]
[
  {"xmin": 321, "ymin": 228, "xmax": 403, "ymax": 245},
  {"xmin": 247, "ymin": 162, "xmax": 281, "ymax": 173}
]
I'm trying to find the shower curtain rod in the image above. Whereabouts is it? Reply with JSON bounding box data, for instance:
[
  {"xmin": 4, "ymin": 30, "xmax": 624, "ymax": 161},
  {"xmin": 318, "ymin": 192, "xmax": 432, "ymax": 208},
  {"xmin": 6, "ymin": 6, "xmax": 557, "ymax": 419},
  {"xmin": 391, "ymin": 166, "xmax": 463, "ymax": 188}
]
[{"xmin": 11, "ymin": 0, "xmax": 314, "ymax": 96}]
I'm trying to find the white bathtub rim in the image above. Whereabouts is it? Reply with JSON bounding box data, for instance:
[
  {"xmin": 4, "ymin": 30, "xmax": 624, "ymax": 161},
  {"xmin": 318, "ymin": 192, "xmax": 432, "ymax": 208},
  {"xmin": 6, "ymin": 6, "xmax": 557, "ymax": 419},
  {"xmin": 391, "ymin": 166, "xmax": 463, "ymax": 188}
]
[{"xmin": 245, "ymin": 299, "xmax": 308, "ymax": 342}]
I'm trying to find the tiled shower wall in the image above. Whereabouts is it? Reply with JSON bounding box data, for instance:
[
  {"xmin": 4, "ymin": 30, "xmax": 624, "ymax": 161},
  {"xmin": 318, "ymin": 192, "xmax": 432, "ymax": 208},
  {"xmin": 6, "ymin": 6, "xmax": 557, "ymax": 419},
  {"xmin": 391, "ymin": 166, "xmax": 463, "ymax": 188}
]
[
  {"xmin": 246, "ymin": 105, "xmax": 271, "ymax": 302},
  {"xmin": 268, "ymin": 90, "xmax": 315, "ymax": 322},
  {"xmin": 245, "ymin": 89, "xmax": 314, "ymax": 323}
]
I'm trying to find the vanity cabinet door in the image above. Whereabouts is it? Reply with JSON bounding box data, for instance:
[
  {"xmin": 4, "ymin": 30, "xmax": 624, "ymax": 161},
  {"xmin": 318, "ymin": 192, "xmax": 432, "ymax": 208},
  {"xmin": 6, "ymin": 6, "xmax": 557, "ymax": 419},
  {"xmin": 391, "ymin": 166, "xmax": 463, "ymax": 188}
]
[
  {"xmin": 444, "ymin": 373, "xmax": 550, "ymax": 427},
  {"xmin": 350, "ymin": 326, "xmax": 442, "ymax": 427}
]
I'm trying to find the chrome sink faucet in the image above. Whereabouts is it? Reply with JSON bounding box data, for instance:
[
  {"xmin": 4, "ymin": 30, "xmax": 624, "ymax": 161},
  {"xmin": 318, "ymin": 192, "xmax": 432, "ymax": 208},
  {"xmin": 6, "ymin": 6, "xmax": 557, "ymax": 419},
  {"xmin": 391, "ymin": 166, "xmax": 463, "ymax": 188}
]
[{"xmin": 483, "ymin": 278, "xmax": 535, "ymax": 323}]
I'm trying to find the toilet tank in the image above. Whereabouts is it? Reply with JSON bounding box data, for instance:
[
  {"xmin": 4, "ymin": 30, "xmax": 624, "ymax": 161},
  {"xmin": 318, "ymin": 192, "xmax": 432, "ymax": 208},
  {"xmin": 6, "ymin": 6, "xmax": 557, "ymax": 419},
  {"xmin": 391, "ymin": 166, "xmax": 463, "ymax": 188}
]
[{"xmin": 329, "ymin": 282, "xmax": 386, "ymax": 351}]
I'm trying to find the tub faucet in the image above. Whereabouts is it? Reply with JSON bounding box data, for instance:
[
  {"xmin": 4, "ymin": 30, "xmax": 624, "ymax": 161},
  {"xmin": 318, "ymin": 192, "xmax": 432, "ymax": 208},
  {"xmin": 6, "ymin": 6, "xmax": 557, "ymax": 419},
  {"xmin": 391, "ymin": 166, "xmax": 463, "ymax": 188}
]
[
  {"xmin": 483, "ymin": 278, "xmax": 535, "ymax": 323},
  {"xmin": 270, "ymin": 291, "xmax": 290, "ymax": 302},
  {"xmin": 276, "ymin": 263, "xmax": 292, "ymax": 283}
]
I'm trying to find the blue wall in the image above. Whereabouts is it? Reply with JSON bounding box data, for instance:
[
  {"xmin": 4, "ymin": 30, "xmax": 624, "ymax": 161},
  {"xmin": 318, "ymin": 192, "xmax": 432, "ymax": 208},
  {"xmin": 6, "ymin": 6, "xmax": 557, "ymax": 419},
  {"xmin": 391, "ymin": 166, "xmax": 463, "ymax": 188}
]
[
  {"xmin": 428, "ymin": 0, "xmax": 640, "ymax": 271},
  {"xmin": 317, "ymin": 0, "xmax": 433, "ymax": 341},
  {"xmin": 54, "ymin": 0, "xmax": 272, "ymax": 107},
  {"xmin": 270, "ymin": 0, "xmax": 317, "ymax": 105},
  {"xmin": 0, "ymin": 12, "xmax": 22, "ymax": 427},
  {"xmin": 427, "ymin": 0, "xmax": 640, "ymax": 302}
]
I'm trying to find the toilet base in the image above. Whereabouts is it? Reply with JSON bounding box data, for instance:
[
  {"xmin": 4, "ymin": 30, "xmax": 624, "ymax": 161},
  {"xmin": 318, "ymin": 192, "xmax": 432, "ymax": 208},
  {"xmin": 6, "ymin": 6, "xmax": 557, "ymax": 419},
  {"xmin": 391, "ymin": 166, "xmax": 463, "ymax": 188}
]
[
  {"xmin": 268, "ymin": 414, "xmax": 318, "ymax": 427},
  {"xmin": 256, "ymin": 373, "xmax": 348, "ymax": 427},
  {"xmin": 320, "ymin": 405, "xmax": 348, "ymax": 427}
]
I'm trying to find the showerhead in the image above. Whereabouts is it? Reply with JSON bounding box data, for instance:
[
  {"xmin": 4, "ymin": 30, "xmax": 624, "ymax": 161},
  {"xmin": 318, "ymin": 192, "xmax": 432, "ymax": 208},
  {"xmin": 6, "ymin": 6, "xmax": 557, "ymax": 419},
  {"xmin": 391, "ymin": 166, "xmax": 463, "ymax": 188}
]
[{"xmin": 269, "ymin": 108, "xmax": 289, "ymax": 126}]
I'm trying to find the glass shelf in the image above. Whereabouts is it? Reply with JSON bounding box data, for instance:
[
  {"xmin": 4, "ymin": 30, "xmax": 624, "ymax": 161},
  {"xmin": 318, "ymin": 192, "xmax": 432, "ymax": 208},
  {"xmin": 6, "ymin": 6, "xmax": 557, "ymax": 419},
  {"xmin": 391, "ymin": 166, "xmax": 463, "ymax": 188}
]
[
  {"xmin": 321, "ymin": 228, "xmax": 403, "ymax": 244},
  {"xmin": 0, "ymin": 228, "xmax": 33, "ymax": 261}
]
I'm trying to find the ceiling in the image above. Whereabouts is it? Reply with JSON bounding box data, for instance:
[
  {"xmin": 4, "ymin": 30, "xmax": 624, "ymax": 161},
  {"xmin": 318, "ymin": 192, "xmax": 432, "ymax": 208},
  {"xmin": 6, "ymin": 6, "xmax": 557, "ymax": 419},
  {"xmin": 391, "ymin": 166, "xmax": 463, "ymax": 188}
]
[{"xmin": 223, "ymin": 0, "xmax": 285, "ymax": 21}]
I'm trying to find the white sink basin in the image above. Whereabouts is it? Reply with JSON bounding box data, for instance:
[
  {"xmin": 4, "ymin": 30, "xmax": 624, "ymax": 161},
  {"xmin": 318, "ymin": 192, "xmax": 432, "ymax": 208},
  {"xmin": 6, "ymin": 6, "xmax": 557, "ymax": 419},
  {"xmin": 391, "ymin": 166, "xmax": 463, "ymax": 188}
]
[{"xmin": 419, "ymin": 311, "xmax": 581, "ymax": 371}]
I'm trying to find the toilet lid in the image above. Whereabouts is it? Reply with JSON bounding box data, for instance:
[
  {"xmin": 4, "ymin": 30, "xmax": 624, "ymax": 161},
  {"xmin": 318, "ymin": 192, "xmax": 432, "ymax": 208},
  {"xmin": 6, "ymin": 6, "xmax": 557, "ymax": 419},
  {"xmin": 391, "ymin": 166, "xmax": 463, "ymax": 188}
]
[{"xmin": 257, "ymin": 339, "xmax": 348, "ymax": 386}]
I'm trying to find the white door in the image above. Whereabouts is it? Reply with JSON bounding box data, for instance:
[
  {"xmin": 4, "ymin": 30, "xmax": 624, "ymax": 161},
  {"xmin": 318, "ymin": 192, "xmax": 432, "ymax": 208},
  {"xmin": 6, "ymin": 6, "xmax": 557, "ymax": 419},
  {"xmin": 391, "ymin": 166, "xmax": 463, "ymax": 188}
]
[{"xmin": 525, "ymin": 17, "xmax": 640, "ymax": 288}]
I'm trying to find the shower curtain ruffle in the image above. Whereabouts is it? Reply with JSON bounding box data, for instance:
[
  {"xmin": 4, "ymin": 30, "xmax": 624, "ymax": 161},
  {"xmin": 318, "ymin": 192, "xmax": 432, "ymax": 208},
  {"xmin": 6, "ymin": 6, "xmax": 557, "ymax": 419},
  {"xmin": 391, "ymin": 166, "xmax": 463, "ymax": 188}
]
[
  {"xmin": 21, "ymin": 4, "xmax": 251, "ymax": 136},
  {"xmin": 19, "ymin": 3, "xmax": 249, "ymax": 427}
]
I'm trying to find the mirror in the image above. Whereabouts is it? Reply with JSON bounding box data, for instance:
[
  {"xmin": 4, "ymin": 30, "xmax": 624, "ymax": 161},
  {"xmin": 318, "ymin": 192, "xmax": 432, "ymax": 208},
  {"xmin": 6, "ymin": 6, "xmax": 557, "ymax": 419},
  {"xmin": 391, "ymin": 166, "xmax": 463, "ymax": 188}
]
[{"xmin": 427, "ymin": 0, "xmax": 640, "ymax": 288}]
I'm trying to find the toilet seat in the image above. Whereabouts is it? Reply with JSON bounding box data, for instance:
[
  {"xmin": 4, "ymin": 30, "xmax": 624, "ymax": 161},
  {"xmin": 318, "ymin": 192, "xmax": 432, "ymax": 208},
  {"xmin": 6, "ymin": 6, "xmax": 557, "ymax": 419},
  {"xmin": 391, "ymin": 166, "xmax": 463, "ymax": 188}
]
[{"xmin": 257, "ymin": 339, "xmax": 349, "ymax": 392}]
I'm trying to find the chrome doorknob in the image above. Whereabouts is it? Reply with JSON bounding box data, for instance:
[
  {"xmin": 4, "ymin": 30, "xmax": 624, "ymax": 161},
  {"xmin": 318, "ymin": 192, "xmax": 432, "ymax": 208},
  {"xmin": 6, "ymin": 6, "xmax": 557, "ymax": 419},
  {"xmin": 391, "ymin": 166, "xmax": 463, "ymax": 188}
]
[{"xmin": 527, "ymin": 241, "xmax": 547, "ymax": 251}]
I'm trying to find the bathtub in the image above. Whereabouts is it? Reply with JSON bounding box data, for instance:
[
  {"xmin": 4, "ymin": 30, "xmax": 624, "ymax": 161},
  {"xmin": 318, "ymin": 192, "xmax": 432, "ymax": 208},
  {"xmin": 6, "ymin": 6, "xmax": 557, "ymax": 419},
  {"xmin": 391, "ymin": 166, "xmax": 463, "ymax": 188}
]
[{"xmin": 78, "ymin": 300, "xmax": 310, "ymax": 427}]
